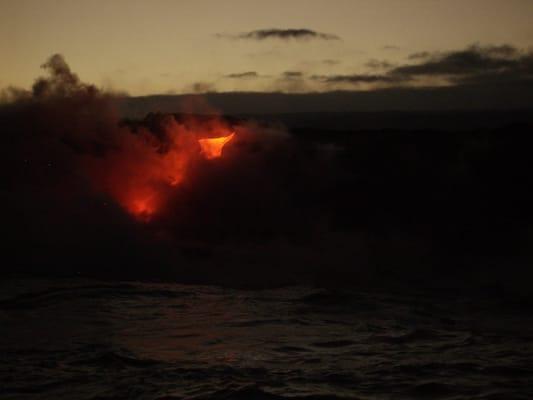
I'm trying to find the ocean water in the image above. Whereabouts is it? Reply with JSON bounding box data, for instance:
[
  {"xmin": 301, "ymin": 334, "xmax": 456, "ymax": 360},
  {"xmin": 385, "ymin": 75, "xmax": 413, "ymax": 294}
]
[{"xmin": 1, "ymin": 279, "xmax": 532, "ymax": 399}]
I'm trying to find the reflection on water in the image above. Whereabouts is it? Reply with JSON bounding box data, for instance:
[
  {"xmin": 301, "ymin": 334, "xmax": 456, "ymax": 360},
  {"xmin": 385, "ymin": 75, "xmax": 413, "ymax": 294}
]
[{"xmin": 1, "ymin": 279, "xmax": 533, "ymax": 399}]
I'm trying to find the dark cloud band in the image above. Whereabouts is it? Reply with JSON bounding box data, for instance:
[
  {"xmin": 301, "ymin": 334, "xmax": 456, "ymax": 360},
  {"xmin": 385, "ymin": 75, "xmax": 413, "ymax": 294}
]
[
  {"xmin": 218, "ymin": 28, "xmax": 340, "ymax": 41},
  {"xmin": 224, "ymin": 72, "xmax": 259, "ymax": 79},
  {"xmin": 311, "ymin": 73, "xmax": 409, "ymax": 85},
  {"xmin": 315, "ymin": 44, "xmax": 533, "ymax": 87}
]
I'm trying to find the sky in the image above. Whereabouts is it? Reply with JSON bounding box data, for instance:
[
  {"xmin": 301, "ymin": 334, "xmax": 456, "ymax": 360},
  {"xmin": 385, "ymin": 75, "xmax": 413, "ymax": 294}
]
[{"xmin": 1, "ymin": 0, "xmax": 532, "ymax": 95}]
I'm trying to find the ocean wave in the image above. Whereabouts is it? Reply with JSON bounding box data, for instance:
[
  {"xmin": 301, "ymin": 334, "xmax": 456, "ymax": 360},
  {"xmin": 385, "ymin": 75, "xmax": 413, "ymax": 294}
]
[{"xmin": 1, "ymin": 279, "xmax": 532, "ymax": 399}]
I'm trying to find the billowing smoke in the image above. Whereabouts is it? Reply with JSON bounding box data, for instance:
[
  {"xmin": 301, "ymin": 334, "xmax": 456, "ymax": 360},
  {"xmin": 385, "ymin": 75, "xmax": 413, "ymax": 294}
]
[
  {"xmin": 2, "ymin": 54, "xmax": 334, "ymax": 284},
  {"xmin": 3, "ymin": 54, "xmax": 284, "ymax": 224}
]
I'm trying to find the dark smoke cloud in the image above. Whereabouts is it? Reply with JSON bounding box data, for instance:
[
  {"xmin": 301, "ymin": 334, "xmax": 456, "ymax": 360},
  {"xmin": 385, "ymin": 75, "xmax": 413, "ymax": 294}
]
[
  {"xmin": 0, "ymin": 86, "xmax": 31, "ymax": 103},
  {"xmin": 31, "ymin": 54, "xmax": 96, "ymax": 98},
  {"xmin": 2, "ymin": 54, "xmax": 140, "ymax": 278},
  {"xmin": 224, "ymin": 71, "xmax": 259, "ymax": 79},
  {"xmin": 0, "ymin": 54, "xmax": 99, "ymax": 103},
  {"xmin": 2, "ymin": 54, "xmax": 122, "ymax": 157},
  {"xmin": 218, "ymin": 28, "xmax": 340, "ymax": 41}
]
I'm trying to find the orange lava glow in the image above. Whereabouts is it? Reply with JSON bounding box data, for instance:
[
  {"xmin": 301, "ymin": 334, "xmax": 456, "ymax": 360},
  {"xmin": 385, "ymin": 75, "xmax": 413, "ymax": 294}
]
[
  {"xmin": 122, "ymin": 186, "xmax": 161, "ymax": 221},
  {"xmin": 85, "ymin": 117, "xmax": 236, "ymax": 221},
  {"xmin": 198, "ymin": 132, "xmax": 235, "ymax": 160}
]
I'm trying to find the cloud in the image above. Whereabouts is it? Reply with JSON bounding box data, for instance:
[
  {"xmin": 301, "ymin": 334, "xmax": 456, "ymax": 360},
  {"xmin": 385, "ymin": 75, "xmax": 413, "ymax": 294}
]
[
  {"xmin": 407, "ymin": 51, "xmax": 431, "ymax": 60},
  {"xmin": 383, "ymin": 45, "xmax": 401, "ymax": 51},
  {"xmin": 282, "ymin": 71, "xmax": 304, "ymax": 79},
  {"xmin": 272, "ymin": 71, "xmax": 309, "ymax": 92},
  {"xmin": 365, "ymin": 59, "xmax": 395, "ymax": 70},
  {"xmin": 393, "ymin": 44, "xmax": 533, "ymax": 85},
  {"xmin": 122, "ymin": 84, "xmax": 533, "ymax": 115},
  {"xmin": 311, "ymin": 73, "xmax": 409, "ymax": 85},
  {"xmin": 218, "ymin": 28, "xmax": 340, "ymax": 41},
  {"xmin": 224, "ymin": 71, "xmax": 259, "ymax": 79},
  {"xmin": 395, "ymin": 45, "xmax": 523, "ymax": 76},
  {"xmin": 313, "ymin": 44, "xmax": 533, "ymax": 89},
  {"xmin": 323, "ymin": 59, "xmax": 341, "ymax": 65},
  {"xmin": 183, "ymin": 81, "xmax": 217, "ymax": 93}
]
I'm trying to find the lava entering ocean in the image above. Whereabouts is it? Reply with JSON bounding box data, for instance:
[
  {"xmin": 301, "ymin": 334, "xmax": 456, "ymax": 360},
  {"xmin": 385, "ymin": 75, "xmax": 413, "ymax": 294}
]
[
  {"xmin": 85, "ymin": 117, "xmax": 236, "ymax": 221},
  {"xmin": 6, "ymin": 54, "xmax": 289, "ymax": 234}
]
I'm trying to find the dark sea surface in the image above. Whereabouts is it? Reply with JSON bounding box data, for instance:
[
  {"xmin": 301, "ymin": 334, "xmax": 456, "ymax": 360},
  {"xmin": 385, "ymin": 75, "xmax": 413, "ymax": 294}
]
[{"xmin": 1, "ymin": 278, "xmax": 533, "ymax": 399}]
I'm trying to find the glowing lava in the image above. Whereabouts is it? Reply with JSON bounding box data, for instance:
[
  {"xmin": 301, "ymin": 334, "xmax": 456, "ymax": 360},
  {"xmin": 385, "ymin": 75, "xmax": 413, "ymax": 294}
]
[
  {"xmin": 86, "ymin": 121, "xmax": 237, "ymax": 222},
  {"xmin": 127, "ymin": 191, "xmax": 160, "ymax": 221},
  {"xmin": 198, "ymin": 132, "xmax": 235, "ymax": 160}
]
